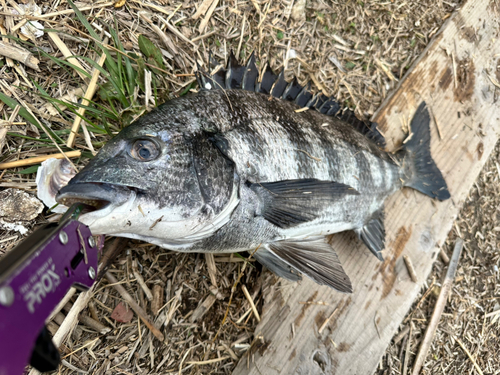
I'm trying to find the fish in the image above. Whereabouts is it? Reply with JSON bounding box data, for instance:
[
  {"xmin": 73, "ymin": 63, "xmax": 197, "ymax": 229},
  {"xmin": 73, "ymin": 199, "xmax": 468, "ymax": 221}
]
[{"xmin": 56, "ymin": 53, "xmax": 450, "ymax": 293}]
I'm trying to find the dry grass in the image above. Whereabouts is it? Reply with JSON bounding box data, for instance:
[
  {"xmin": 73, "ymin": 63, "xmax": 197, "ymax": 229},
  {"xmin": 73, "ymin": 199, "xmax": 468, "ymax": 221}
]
[{"xmin": 0, "ymin": 0, "xmax": 483, "ymax": 374}]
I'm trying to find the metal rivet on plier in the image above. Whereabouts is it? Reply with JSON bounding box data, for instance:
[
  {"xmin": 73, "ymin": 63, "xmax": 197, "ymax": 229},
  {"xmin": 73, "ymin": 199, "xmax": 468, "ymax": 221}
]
[{"xmin": 59, "ymin": 231, "xmax": 68, "ymax": 245}]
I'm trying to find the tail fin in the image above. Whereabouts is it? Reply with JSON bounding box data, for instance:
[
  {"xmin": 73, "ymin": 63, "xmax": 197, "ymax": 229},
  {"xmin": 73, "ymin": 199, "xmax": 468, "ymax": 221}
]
[{"xmin": 402, "ymin": 102, "xmax": 450, "ymax": 201}]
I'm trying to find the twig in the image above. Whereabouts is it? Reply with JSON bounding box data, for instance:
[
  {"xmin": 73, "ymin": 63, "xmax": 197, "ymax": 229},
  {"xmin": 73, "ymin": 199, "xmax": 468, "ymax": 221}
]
[
  {"xmin": 428, "ymin": 105, "xmax": 443, "ymax": 140},
  {"xmin": 187, "ymin": 356, "xmax": 230, "ymax": 365},
  {"xmin": 402, "ymin": 323, "xmax": 412, "ymax": 375},
  {"xmin": 411, "ymin": 239, "xmax": 464, "ymax": 375},
  {"xmin": 0, "ymin": 150, "xmax": 81, "ymax": 170},
  {"xmin": 132, "ymin": 259, "xmax": 153, "ymax": 301},
  {"xmin": 334, "ymin": 43, "xmax": 366, "ymax": 55},
  {"xmin": 374, "ymin": 311, "xmax": 381, "ymax": 339},
  {"xmin": 484, "ymin": 308, "xmax": 500, "ymax": 318},
  {"xmin": 318, "ymin": 306, "xmax": 339, "ymax": 334},
  {"xmin": 296, "ymin": 148, "xmax": 322, "ymax": 162},
  {"xmin": 0, "ymin": 81, "xmax": 77, "ymax": 171},
  {"xmin": 0, "ymin": 41, "xmax": 39, "ymax": 70},
  {"xmin": 294, "ymin": 107, "xmax": 309, "ymax": 113},
  {"xmin": 451, "ymin": 51, "xmax": 457, "ymax": 89},
  {"xmin": 178, "ymin": 347, "xmax": 192, "ymax": 375},
  {"xmin": 205, "ymin": 253, "xmax": 218, "ymax": 287},
  {"xmin": 96, "ymin": 237, "xmax": 129, "ymax": 281},
  {"xmin": 455, "ymin": 337, "xmax": 484, "ymax": 375},
  {"xmin": 79, "ymin": 314, "xmax": 111, "ymax": 334},
  {"xmin": 128, "ymin": 0, "xmax": 169, "ymax": 17},
  {"xmin": 67, "ymin": 52, "xmax": 107, "ymax": 148},
  {"xmin": 139, "ymin": 12, "xmax": 183, "ymax": 68},
  {"xmin": 403, "ymin": 255, "xmax": 418, "ymax": 283},
  {"xmin": 61, "ymin": 337, "xmax": 100, "ymax": 359},
  {"xmin": 242, "ymin": 284, "xmax": 260, "ymax": 322},
  {"xmin": 235, "ymin": 308, "xmax": 252, "ymax": 324},
  {"xmin": 191, "ymin": 30, "xmax": 217, "ymax": 42},
  {"xmin": 192, "ymin": 0, "xmax": 215, "ymax": 19},
  {"xmin": 61, "ymin": 360, "xmax": 87, "ymax": 374},
  {"xmin": 189, "ymin": 294, "xmax": 217, "ymax": 322},
  {"xmin": 46, "ymin": 32, "xmax": 88, "ymax": 81},
  {"xmin": 328, "ymin": 55, "xmax": 346, "ymax": 73},
  {"xmin": 39, "ymin": 2, "xmax": 114, "ymax": 18},
  {"xmin": 105, "ymin": 272, "xmax": 165, "ymax": 341},
  {"xmin": 47, "ymin": 288, "xmax": 76, "ymax": 323},
  {"xmin": 393, "ymin": 325, "xmax": 410, "ymax": 345},
  {"xmin": 11, "ymin": 19, "xmax": 28, "ymax": 33},
  {"xmin": 439, "ymin": 248, "xmax": 450, "ymax": 264},
  {"xmin": 151, "ymin": 284, "xmax": 164, "ymax": 316},
  {"xmin": 236, "ymin": 13, "xmax": 246, "ymax": 58},
  {"xmin": 158, "ymin": 15, "xmax": 195, "ymax": 46},
  {"xmin": 198, "ymin": 0, "xmax": 219, "ymax": 33},
  {"xmin": 375, "ymin": 58, "xmax": 397, "ymax": 81},
  {"xmin": 213, "ymin": 245, "xmax": 260, "ymax": 341},
  {"xmin": 487, "ymin": 73, "xmax": 500, "ymax": 89}
]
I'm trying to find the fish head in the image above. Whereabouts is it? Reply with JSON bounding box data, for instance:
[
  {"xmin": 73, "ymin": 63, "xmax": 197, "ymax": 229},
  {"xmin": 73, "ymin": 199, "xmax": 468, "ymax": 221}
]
[{"xmin": 56, "ymin": 104, "xmax": 237, "ymax": 246}]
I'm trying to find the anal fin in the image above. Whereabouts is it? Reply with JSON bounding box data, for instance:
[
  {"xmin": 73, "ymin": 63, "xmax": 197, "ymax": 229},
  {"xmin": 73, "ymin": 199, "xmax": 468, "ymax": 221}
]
[
  {"xmin": 354, "ymin": 207, "xmax": 385, "ymax": 261},
  {"xmin": 267, "ymin": 239, "xmax": 352, "ymax": 293},
  {"xmin": 253, "ymin": 248, "xmax": 302, "ymax": 282}
]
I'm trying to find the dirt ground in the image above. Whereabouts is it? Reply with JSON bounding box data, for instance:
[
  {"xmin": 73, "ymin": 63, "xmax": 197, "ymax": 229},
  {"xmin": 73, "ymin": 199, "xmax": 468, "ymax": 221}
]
[{"xmin": 3, "ymin": 0, "xmax": 497, "ymax": 374}]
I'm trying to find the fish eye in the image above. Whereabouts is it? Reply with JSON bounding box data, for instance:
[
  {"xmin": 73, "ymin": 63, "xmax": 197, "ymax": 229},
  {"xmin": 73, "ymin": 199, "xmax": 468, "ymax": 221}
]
[{"xmin": 130, "ymin": 139, "xmax": 160, "ymax": 161}]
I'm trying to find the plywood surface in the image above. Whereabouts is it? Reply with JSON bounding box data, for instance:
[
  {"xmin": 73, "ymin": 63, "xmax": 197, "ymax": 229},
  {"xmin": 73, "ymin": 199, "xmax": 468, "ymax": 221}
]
[{"xmin": 233, "ymin": 1, "xmax": 500, "ymax": 374}]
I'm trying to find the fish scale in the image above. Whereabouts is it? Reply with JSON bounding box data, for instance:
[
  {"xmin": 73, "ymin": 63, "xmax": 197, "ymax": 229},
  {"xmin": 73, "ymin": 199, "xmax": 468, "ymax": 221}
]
[{"xmin": 56, "ymin": 54, "xmax": 450, "ymax": 293}]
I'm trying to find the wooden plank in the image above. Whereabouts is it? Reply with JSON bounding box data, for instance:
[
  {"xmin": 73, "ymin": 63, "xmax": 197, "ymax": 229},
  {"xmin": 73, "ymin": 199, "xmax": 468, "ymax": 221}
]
[{"xmin": 233, "ymin": 1, "xmax": 500, "ymax": 374}]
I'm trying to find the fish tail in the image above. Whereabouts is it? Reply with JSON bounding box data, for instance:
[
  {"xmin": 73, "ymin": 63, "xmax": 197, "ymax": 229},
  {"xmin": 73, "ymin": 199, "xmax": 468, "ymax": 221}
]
[{"xmin": 401, "ymin": 102, "xmax": 450, "ymax": 201}]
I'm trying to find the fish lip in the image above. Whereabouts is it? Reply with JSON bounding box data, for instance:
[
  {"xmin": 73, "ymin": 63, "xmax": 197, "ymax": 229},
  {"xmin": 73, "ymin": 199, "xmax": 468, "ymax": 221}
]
[{"xmin": 56, "ymin": 182, "xmax": 133, "ymax": 212}]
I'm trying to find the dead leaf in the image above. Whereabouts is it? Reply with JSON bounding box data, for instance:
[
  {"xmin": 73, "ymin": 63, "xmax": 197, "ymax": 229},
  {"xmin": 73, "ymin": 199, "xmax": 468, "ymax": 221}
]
[{"xmin": 111, "ymin": 302, "xmax": 134, "ymax": 323}]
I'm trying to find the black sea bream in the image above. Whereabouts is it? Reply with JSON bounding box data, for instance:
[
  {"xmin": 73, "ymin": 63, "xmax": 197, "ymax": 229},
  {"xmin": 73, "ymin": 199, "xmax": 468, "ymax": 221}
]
[{"xmin": 56, "ymin": 54, "xmax": 450, "ymax": 292}]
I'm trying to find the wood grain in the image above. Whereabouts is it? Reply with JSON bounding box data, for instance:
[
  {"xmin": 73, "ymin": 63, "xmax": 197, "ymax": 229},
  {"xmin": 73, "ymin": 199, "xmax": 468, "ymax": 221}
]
[{"xmin": 233, "ymin": 1, "xmax": 500, "ymax": 374}]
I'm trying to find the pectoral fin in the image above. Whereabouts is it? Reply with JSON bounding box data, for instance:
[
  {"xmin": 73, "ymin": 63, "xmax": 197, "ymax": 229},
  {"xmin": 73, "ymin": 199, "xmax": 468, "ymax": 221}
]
[
  {"xmin": 248, "ymin": 179, "xmax": 359, "ymax": 229},
  {"xmin": 267, "ymin": 238, "xmax": 352, "ymax": 293},
  {"xmin": 354, "ymin": 207, "xmax": 385, "ymax": 261}
]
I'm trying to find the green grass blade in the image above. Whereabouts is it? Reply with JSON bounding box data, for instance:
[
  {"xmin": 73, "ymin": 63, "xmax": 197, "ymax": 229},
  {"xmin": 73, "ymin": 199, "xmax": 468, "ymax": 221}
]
[
  {"xmin": 18, "ymin": 165, "xmax": 40, "ymax": 174},
  {"xmin": 77, "ymin": 55, "xmax": 130, "ymax": 107},
  {"xmin": 67, "ymin": 0, "xmax": 101, "ymax": 42},
  {"xmin": 0, "ymin": 92, "xmax": 39, "ymax": 127},
  {"xmin": 0, "ymin": 92, "xmax": 64, "ymax": 143},
  {"xmin": 67, "ymin": 0, "xmax": 120, "ymax": 86},
  {"xmin": 6, "ymin": 133, "xmax": 52, "ymax": 142}
]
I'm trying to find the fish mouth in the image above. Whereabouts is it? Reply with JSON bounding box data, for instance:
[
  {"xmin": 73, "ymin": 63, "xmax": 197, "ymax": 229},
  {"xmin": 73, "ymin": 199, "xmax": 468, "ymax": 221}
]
[{"xmin": 56, "ymin": 182, "xmax": 133, "ymax": 213}]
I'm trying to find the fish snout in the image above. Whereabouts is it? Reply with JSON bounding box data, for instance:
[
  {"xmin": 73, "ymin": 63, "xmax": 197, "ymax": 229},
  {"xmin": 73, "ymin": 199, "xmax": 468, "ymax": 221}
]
[{"xmin": 56, "ymin": 182, "xmax": 132, "ymax": 212}]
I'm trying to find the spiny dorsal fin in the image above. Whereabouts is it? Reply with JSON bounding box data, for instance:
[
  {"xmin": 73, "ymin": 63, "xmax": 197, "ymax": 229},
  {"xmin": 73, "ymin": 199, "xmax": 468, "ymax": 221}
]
[
  {"xmin": 270, "ymin": 69, "xmax": 288, "ymax": 98},
  {"xmin": 256, "ymin": 63, "xmax": 277, "ymax": 94},
  {"xmin": 242, "ymin": 52, "xmax": 258, "ymax": 91},
  {"xmin": 282, "ymin": 78, "xmax": 302, "ymax": 101},
  {"xmin": 195, "ymin": 53, "xmax": 386, "ymax": 148},
  {"xmin": 226, "ymin": 51, "xmax": 245, "ymax": 89}
]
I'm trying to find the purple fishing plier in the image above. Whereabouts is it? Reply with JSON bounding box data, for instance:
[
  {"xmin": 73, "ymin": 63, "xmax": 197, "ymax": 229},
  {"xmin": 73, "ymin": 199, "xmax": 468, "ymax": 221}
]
[{"xmin": 0, "ymin": 204, "xmax": 99, "ymax": 374}]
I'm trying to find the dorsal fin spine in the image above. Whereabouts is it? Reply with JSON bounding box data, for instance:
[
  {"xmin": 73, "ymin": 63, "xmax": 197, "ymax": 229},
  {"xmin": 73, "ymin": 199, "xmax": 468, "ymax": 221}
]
[
  {"xmin": 242, "ymin": 53, "xmax": 258, "ymax": 91},
  {"xmin": 197, "ymin": 52, "xmax": 386, "ymax": 148}
]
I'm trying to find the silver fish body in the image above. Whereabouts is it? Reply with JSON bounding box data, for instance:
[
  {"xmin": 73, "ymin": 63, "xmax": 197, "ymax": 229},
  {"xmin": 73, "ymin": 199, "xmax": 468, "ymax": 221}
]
[{"xmin": 57, "ymin": 58, "xmax": 449, "ymax": 292}]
